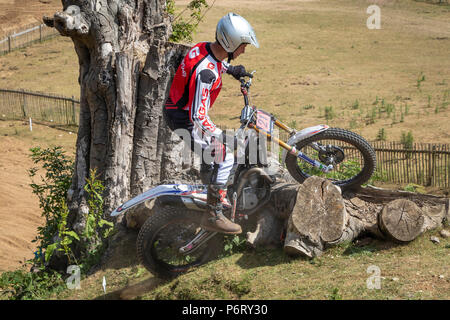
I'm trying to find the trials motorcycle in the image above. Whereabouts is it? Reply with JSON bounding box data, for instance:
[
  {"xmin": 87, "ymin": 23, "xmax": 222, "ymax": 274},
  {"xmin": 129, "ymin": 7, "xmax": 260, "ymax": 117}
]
[{"xmin": 111, "ymin": 72, "xmax": 377, "ymax": 278}]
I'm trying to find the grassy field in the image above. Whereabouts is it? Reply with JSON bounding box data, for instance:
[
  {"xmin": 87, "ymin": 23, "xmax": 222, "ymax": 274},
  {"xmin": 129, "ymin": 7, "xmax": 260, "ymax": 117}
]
[{"xmin": 1, "ymin": 0, "xmax": 449, "ymax": 144}]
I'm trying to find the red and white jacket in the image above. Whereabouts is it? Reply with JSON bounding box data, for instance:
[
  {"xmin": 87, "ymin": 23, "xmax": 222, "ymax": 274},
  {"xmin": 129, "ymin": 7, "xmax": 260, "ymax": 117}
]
[{"xmin": 165, "ymin": 42, "xmax": 230, "ymax": 138}]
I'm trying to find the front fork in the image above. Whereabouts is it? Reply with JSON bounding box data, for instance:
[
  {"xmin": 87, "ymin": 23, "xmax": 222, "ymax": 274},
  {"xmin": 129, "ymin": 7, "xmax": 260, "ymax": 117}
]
[
  {"xmin": 179, "ymin": 230, "xmax": 218, "ymax": 255},
  {"xmin": 249, "ymin": 123, "xmax": 333, "ymax": 173},
  {"xmin": 179, "ymin": 192, "xmax": 239, "ymax": 256}
]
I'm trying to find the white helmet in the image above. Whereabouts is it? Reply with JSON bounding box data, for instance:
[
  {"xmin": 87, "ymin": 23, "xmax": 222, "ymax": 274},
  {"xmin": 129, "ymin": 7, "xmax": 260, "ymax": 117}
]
[{"xmin": 216, "ymin": 13, "xmax": 259, "ymax": 55}]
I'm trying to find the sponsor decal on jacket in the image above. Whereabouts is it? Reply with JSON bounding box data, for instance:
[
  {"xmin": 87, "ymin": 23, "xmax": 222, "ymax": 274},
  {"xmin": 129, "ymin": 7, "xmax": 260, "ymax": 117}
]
[{"xmin": 197, "ymin": 88, "xmax": 216, "ymax": 132}]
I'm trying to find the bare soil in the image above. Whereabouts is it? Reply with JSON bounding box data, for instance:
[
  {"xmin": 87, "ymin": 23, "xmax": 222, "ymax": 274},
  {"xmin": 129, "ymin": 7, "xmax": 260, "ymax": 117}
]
[
  {"xmin": 0, "ymin": 120, "xmax": 75, "ymax": 271},
  {"xmin": 0, "ymin": 0, "xmax": 62, "ymax": 37},
  {"xmin": 0, "ymin": 134, "xmax": 41, "ymax": 271}
]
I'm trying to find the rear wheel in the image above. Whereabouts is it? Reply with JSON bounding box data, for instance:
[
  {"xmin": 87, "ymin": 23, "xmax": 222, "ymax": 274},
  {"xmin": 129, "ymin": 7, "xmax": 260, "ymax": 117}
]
[
  {"xmin": 136, "ymin": 205, "xmax": 223, "ymax": 279},
  {"xmin": 285, "ymin": 128, "xmax": 376, "ymax": 190}
]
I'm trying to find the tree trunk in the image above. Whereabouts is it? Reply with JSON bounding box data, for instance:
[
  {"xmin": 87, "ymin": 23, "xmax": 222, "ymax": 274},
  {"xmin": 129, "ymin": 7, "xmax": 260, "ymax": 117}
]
[{"xmin": 44, "ymin": 1, "xmax": 191, "ymax": 261}]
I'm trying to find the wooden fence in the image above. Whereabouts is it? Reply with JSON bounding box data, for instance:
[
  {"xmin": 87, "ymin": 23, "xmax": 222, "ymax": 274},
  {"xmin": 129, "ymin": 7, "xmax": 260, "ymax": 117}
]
[
  {"xmin": 415, "ymin": 0, "xmax": 449, "ymax": 4},
  {"xmin": 1, "ymin": 90, "xmax": 448, "ymax": 188},
  {"xmin": 0, "ymin": 89, "xmax": 80, "ymax": 125},
  {"xmin": 371, "ymin": 141, "xmax": 449, "ymax": 188},
  {"xmin": 0, "ymin": 24, "xmax": 59, "ymax": 55}
]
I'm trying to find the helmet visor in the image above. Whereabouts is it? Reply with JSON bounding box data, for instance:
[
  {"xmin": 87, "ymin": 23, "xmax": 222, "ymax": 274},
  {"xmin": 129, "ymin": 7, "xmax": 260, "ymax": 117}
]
[{"xmin": 242, "ymin": 30, "xmax": 259, "ymax": 49}]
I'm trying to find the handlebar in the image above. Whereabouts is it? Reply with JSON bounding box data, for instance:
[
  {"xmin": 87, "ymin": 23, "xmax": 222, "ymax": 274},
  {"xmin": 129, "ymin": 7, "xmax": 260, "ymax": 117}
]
[
  {"xmin": 239, "ymin": 70, "xmax": 256, "ymax": 109},
  {"xmin": 239, "ymin": 70, "xmax": 256, "ymax": 89}
]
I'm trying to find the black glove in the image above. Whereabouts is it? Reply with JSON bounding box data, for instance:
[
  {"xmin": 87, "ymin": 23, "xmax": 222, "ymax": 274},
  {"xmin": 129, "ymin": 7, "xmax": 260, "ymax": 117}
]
[{"xmin": 227, "ymin": 65, "xmax": 252, "ymax": 80}]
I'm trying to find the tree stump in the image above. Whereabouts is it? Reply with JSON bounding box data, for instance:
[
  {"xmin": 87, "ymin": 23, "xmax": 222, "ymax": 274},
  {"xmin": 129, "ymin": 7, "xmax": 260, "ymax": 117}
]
[
  {"xmin": 378, "ymin": 199, "xmax": 424, "ymax": 243},
  {"xmin": 283, "ymin": 177, "xmax": 347, "ymax": 258}
]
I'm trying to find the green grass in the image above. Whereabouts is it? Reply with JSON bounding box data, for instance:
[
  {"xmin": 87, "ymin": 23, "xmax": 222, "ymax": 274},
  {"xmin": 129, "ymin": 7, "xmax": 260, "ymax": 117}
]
[
  {"xmin": 1, "ymin": 1, "xmax": 449, "ymax": 144},
  {"xmin": 44, "ymin": 227, "xmax": 450, "ymax": 300}
]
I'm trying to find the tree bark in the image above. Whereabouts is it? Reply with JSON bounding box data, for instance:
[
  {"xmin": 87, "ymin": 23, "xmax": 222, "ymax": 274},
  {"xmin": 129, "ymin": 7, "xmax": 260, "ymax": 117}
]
[{"xmin": 44, "ymin": 1, "xmax": 192, "ymax": 261}]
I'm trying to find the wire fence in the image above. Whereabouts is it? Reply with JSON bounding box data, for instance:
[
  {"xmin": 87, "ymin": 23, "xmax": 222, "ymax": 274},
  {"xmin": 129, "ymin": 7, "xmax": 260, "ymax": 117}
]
[
  {"xmin": 0, "ymin": 88, "xmax": 448, "ymax": 188},
  {"xmin": 0, "ymin": 89, "xmax": 79, "ymax": 125},
  {"xmin": 0, "ymin": 24, "xmax": 59, "ymax": 55}
]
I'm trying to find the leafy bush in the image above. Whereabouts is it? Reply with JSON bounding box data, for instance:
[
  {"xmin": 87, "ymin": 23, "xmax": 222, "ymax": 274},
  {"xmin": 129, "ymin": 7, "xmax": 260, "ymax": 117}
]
[
  {"xmin": 167, "ymin": 0, "xmax": 210, "ymax": 43},
  {"xmin": 324, "ymin": 106, "xmax": 335, "ymax": 121},
  {"xmin": 401, "ymin": 131, "xmax": 414, "ymax": 150},
  {"xmin": 222, "ymin": 235, "xmax": 247, "ymax": 257},
  {"xmin": 0, "ymin": 146, "xmax": 115, "ymax": 300},
  {"xmin": 0, "ymin": 269, "xmax": 65, "ymax": 300},
  {"xmin": 376, "ymin": 128, "xmax": 387, "ymax": 141},
  {"xmin": 28, "ymin": 146, "xmax": 74, "ymax": 266}
]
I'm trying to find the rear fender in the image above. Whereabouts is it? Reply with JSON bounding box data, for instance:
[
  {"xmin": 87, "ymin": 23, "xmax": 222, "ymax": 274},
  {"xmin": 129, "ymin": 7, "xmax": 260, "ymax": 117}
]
[{"xmin": 110, "ymin": 184, "xmax": 207, "ymax": 217}]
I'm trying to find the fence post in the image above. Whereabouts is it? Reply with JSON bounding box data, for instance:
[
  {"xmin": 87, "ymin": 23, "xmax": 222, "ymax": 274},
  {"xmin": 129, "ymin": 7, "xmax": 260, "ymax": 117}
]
[
  {"xmin": 8, "ymin": 35, "xmax": 11, "ymax": 52},
  {"xmin": 71, "ymin": 96, "xmax": 76, "ymax": 125},
  {"xmin": 39, "ymin": 24, "xmax": 43, "ymax": 43},
  {"xmin": 427, "ymin": 145, "xmax": 436, "ymax": 186},
  {"xmin": 21, "ymin": 89, "xmax": 27, "ymax": 118},
  {"xmin": 431, "ymin": 145, "xmax": 437, "ymax": 187}
]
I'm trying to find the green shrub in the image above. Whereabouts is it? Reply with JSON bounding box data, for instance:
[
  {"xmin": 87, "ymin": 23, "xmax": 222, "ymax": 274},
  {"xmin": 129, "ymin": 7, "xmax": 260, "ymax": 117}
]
[
  {"xmin": 28, "ymin": 146, "xmax": 74, "ymax": 267},
  {"xmin": 324, "ymin": 106, "xmax": 335, "ymax": 121},
  {"xmin": 416, "ymin": 72, "xmax": 425, "ymax": 90},
  {"xmin": 0, "ymin": 269, "xmax": 65, "ymax": 300},
  {"xmin": 0, "ymin": 147, "xmax": 115, "ymax": 300},
  {"xmin": 401, "ymin": 131, "xmax": 414, "ymax": 150},
  {"xmin": 167, "ymin": 0, "xmax": 210, "ymax": 43},
  {"xmin": 376, "ymin": 128, "xmax": 387, "ymax": 141},
  {"xmin": 222, "ymin": 235, "xmax": 247, "ymax": 257}
]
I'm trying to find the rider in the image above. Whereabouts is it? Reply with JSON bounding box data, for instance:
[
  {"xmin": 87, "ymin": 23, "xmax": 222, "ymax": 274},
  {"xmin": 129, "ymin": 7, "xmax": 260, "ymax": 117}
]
[{"xmin": 164, "ymin": 13, "xmax": 259, "ymax": 235}]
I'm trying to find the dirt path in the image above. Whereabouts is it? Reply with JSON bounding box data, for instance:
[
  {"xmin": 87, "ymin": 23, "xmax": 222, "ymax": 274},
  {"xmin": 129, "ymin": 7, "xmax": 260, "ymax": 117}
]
[
  {"xmin": 0, "ymin": 136, "xmax": 43, "ymax": 271},
  {"xmin": 0, "ymin": 120, "xmax": 76, "ymax": 271}
]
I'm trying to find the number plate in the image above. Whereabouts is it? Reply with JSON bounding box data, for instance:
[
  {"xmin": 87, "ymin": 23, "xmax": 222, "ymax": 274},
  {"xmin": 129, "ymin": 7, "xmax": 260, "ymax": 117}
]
[{"xmin": 256, "ymin": 110, "xmax": 273, "ymax": 134}]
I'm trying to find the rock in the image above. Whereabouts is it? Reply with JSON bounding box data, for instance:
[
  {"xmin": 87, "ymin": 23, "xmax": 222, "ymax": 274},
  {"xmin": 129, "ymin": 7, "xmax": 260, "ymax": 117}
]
[
  {"xmin": 355, "ymin": 237, "xmax": 373, "ymax": 247},
  {"xmin": 430, "ymin": 236, "xmax": 440, "ymax": 244},
  {"xmin": 440, "ymin": 229, "xmax": 450, "ymax": 238}
]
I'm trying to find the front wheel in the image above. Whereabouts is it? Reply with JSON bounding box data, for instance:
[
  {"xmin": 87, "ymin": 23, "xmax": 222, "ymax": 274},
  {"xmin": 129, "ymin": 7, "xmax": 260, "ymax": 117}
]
[
  {"xmin": 136, "ymin": 205, "xmax": 223, "ymax": 279},
  {"xmin": 285, "ymin": 128, "xmax": 376, "ymax": 190}
]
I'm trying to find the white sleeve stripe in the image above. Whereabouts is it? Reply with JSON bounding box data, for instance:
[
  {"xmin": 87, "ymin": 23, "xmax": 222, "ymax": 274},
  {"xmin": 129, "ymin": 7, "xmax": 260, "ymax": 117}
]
[{"xmin": 190, "ymin": 75, "xmax": 220, "ymax": 136}]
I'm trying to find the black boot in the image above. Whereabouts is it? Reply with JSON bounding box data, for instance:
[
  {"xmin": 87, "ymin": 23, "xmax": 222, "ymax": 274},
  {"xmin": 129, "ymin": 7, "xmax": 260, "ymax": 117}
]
[{"xmin": 200, "ymin": 184, "xmax": 242, "ymax": 234}]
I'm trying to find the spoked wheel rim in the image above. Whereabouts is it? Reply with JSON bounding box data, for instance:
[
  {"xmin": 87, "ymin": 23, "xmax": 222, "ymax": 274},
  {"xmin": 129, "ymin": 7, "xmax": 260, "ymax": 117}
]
[
  {"xmin": 294, "ymin": 137, "xmax": 370, "ymax": 186},
  {"xmin": 146, "ymin": 218, "xmax": 212, "ymax": 273}
]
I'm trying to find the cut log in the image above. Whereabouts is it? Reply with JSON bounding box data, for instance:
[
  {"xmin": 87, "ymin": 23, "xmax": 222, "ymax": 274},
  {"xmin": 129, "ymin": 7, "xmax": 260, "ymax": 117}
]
[
  {"xmin": 284, "ymin": 176, "xmax": 347, "ymax": 258},
  {"xmin": 378, "ymin": 199, "xmax": 425, "ymax": 243},
  {"xmin": 245, "ymin": 177, "xmax": 450, "ymax": 258}
]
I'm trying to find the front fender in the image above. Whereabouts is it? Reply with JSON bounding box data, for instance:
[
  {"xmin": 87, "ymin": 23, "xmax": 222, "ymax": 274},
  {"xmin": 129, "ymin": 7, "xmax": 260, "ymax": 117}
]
[{"xmin": 281, "ymin": 124, "xmax": 329, "ymax": 162}]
